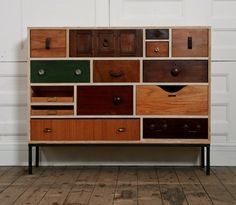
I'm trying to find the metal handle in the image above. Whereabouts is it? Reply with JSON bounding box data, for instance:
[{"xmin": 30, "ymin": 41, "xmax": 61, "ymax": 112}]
[
  {"xmin": 75, "ymin": 68, "xmax": 82, "ymax": 76},
  {"xmin": 188, "ymin": 37, "xmax": 192, "ymax": 49},
  {"xmin": 149, "ymin": 123, "xmax": 167, "ymax": 132},
  {"xmin": 38, "ymin": 69, "xmax": 45, "ymax": 76},
  {"xmin": 117, "ymin": 127, "xmax": 126, "ymax": 132},
  {"xmin": 171, "ymin": 68, "xmax": 180, "ymax": 77},
  {"xmin": 154, "ymin": 47, "xmax": 160, "ymax": 53},
  {"xmin": 47, "ymin": 110, "xmax": 57, "ymax": 115},
  {"xmin": 183, "ymin": 124, "xmax": 200, "ymax": 133},
  {"xmin": 43, "ymin": 128, "xmax": 52, "ymax": 133},
  {"xmin": 103, "ymin": 39, "xmax": 109, "ymax": 47},
  {"xmin": 109, "ymin": 70, "xmax": 124, "ymax": 78},
  {"xmin": 47, "ymin": 97, "xmax": 57, "ymax": 102},
  {"xmin": 45, "ymin": 37, "xmax": 51, "ymax": 50},
  {"xmin": 113, "ymin": 96, "xmax": 122, "ymax": 105}
]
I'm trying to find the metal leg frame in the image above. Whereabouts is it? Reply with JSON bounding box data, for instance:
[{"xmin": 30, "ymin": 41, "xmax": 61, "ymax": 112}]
[
  {"xmin": 28, "ymin": 144, "xmax": 32, "ymax": 174},
  {"xmin": 35, "ymin": 145, "xmax": 39, "ymax": 167},
  {"xmin": 201, "ymin": 146, "xmax": 205, "ymax": 168},
  {"xmin": 206, "ymin": 145, "xmax": 210, "ymax": 175}
]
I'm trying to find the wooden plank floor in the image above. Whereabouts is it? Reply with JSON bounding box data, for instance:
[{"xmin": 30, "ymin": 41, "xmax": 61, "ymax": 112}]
[{"xmin": 0, "ymin": 167, "xmax": 235, "ymax": 205}]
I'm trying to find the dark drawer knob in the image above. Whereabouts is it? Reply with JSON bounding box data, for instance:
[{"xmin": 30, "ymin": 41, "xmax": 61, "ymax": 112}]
[
  {"xmin": 38, "ymin": 69, "xmax": 45, "ymax": 76},
  {"xmin": 171, "ymin": 68, "xmax": 180, "ymax": 77},
  {"xmin": 103, "ymin": 39, "xmax": 109, "ymax": 47},
  {"xmin": 109, "ymin": 70, "xmax": 124, "ymax": 78},
  {"xmin": 162, "ymin": 123, "xmax": 168, "ymax": 129},
  {"xmin": 113, "ymin": 96, "xmax": 122, "ymax": 105},
  {"xmin": 117, "ymin": 127, "xmax": 126, "ymax": 132},
  {"xmin": 75, "ymin": 68, "xmax": 82, "ymax": 76},
  {"xmin": 43, "ymin": 128, "xmax": 52, "ymax": 133},
  {"xmin": 45, "ymin": 37, "xmax": 51, "ymax": 50}
]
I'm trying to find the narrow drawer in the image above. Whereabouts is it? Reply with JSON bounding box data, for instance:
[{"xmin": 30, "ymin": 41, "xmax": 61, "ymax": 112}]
[
  {"xmin": 143, "ymin": 60, "xmax": 208, "ymax": 82},
  {"xmin": 93, "ymin": 60, "xmax": 140, "ymax": 82},
  {"xmin": 30, "ymin": 119, "xmax": 140, "ymax": 141},
  {"xmin": 77, "ymin": 86, "xmax": 133, "ymax": 115},
  {"xmin": 30, "ymin": 29, "xmax": 66, "ymax": 58},
  {"xmin": 172, "ymin": 29, "xmax": 208, "ymax": 57},
  {"xmin": 31, "ymin": 60, "xmax": 90, "ymax": 83},
  {"xmin": 136, "ymin": 85, "xmax": 208, "ymax": 115},
  {"xmin": 146, "ymin": 42, "xmax": 169, "ymax": 57},
  {"xmin": 146, "ymin": 29, "xmax": 169, "ymax": 39},
  {"xmin": 31, "ymin": 106, "xmax": 74, "ymax": 116},
  {"xmin": 143, "ymin": 118, "xmax": 208, "ymax": 139}
]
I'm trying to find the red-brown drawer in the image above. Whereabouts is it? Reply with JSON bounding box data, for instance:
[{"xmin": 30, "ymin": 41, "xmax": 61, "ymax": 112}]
[
  {"xmin": 77, "ymin": 86, "xmax": 133, "ymax": 115},
  {"xmin": 146, "ymin": 42, "xmax": 169, "ymax": 57}
]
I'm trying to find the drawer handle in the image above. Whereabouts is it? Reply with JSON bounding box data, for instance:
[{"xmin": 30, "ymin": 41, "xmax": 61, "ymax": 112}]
[
  {"xmin": 103, "ymin": 39, "xmax": 109, "ymax": 47},
  {"xmin": 38, "ymin": 69, "xmax": 45, "ymax": 76},
  {"xmin": 188, "ymin": 37, "xmax": 192, "ymax": 49},
  {"xmin": 109, "ymin": 70, "xmax": 124, "ymax": 78},
  {"xmin": 154, "ymin": 47, "xmax": 160, "ymax": 53},
  {"xmin": 171, "ymin": 68, "xmax": 180, "ymax": 77},
  {"xmin": 155, "ymin": 30, "xmax": 161, "ymax": 37},
  {"xmin": 158, "ymin": 85, "xmax": 185, "ymax": 93},
  {"xmin": 47, "ymin": 97, "xmax": 57, "ymax": 102},
  {"xmin": 47, "ymin": 110, "xmax": 57, "ymax": 115},
  {"xmin": 184, "ymin": 124, "xmax": 201, "ymax": 133},
  {"xmin": 149, "ymin": 123, "xmax": 167, "ymax": 131},
  {"xmin": 75, "ymin": 68, "xmax": 82, "ymax": 76},
  {"xmin": 43, "ymin": 128, "xmax": 52, "ymax": 133},
  {"xmin": 113, "ymin": 96, "xmax": 122, "ymax": 105},
  {"xmin": 45, "ymin": 37, "xmax": 51, "ymax": 50},
  {"xmin": 117, "ymin": 127, "xmax": 126, "ymax": 132}
]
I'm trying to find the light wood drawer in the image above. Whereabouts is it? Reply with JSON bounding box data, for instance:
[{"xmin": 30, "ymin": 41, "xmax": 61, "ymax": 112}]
[{"xmin": 146, "ymin": 42, "xmax": 169, "ymax": 57}]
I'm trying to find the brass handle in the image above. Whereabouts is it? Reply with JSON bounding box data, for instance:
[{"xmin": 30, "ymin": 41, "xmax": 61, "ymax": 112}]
[
  {"xmin": 109, "ymin": 70, "xmax": 124, "ymax": 78},
  {"xmin": 47, "ymin": 97, "xmax": 57, "ymax": 102},
  {"xmin": 38, "ymin": 69, "xmax": 45, "ymax": 76},
  {"xmin": 103, "ymin": 39, "xmax": 109, "ymax": 47},
  {"xmin": 154, "ymin": 47, "xmax": 160, "ymax": 53},
  {"xmin": 43, "ymin": 128, "xmax": 52, "ymax": 133},
  {"xmin": 47, "ymin": 110, "xmax": 57, "ymax": 115},
  {"xmin": 45, "ymin": 37, "xmax": 51, "ymax": 50},
  {"xmin": 117, "ymin": 127, "xmax": 125, "ymax": 132},
  {"xmin": 75, "ymin": 68, "xmax": 82, "ymax": 76}
]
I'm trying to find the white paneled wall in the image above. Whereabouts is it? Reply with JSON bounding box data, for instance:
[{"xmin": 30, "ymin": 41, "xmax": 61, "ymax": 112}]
[{"xmin": 0, "ymin": 0, "xmax": 236, "ymax": 165}]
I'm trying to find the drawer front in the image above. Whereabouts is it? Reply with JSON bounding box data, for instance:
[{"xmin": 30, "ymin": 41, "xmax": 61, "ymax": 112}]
[
  {"xmin": 136, "ymin": 85, "xmax": 208, "ymax": 115},
  {"xmin": 146, "ymin": 29, "xmax": 169, "ymax": 40},
  {"xmin": 143, "ymin": 118, "xmax": 208, "ymax": 139},
  {"xmin": 93, "ymin": 60, "xmax": 140, "ymax": 82},
  {"xmin": 31, "ymin": 60, "xmax": 90, "ymax": 83},
  {"xmin": 143, "ymin": 60, "xmax": 208, "ymax": 82},
  {"xmin": 77, "ymin": 86, "xmax": 133, "ymax": 115},
  {"xmin": 146, "ymin": 42, "xmax": 169, "ymax": 57},
  {"xmin": 117, "ymin": 30, "xmax": 143, "ymax": 57},
  {"xmin": 30, "ymin": 29, "xmax": 66, "ymax": 57},
  {"xmin": 31, "ymin": 119, "xmax": 139, "ymax": 141},
  {"xmin": 172, "ymin": 29, "xmax": 208, "ymax": 57},
  {"xmin": 31, "ymin": 109, "xmax": 74, "ymax": 116},
  {"xmin": 69, "ymin": 30, "xmax": 93, "ymax": 57}
]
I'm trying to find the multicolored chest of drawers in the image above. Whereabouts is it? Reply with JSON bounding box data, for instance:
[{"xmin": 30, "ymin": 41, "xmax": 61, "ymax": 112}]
[{"xmin": 28, "ymin": 27, "xmax": 211, "ymax": 174}]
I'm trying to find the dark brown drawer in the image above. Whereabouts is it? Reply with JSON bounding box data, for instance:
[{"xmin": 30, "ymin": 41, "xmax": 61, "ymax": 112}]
[
  {"xmin": 143, "ymin": 60, "xmax": 208, "ymax": 82},
  {"xmin": 30, "ymin": 29, "xmax": 66, "ymax": 58},
  {"xmin": 146, "ymin": 29, "xmax": 169, "ymax": 39},
  {"xmin": 172, "ymin": 29, "xmax": 209, "ymax": 57},
  {"xmin": 143, "ymin": 118, "xmax": 208, "ymax": 139},
  {"xmin": 93, "ymin": 60, "xmax": 140, "ymax": 82},
  {"xmin": 77, "ymin": 86, "xmax": 133, "ymax": 115},
  {"xmin": 146, "ymin": 42, "xmax": 169, "ymax": 57}
]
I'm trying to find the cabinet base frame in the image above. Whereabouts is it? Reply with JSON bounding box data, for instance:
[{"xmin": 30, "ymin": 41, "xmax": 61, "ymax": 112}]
[{"xmin": 28, "ymin": 143, "xmax": 210, "ymax": 175}]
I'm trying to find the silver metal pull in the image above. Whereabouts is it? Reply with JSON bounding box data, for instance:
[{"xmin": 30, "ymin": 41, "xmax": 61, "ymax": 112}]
[
  {"xmin": 154, "ymin": 47, "xmax": 160, "ymax": 53},
  {"xmin": 38, "ymin": 69, "xmax": 45, "ymax": 76},
  {"xmin": 75, "ymin": 68, "xmax": 82, "ymax": 76},
  {"xmin": 43, "ymin": 128, "xmax": 52, "ymax": 133},
  {"xmin": 117, "ymin": 127, "xmax": 126, "ymax": 132}
]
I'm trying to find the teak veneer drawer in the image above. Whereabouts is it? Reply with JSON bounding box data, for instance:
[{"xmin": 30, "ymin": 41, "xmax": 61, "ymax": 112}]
[
  {"xmin": 31, "ymin": 106, "xmax": 74, "ymax": 116},
  {"xmin": 143, "ymin": 118, "xmax": 208, "ymax": 139},
  {"xmin": 93, "ymin": 60, "xmax": 140, "ymax": 82},
  {"xmin": 143, "ymin": 60, "xmax": 208, "ymax": 82},
  {"xmin": 31, "ymin": 119, "xmax": 140, "ymax": 141},
  {"xmin": 136, "ymin": 85, "xmax": 208, "ymax": 115},
  {"xmin": 31, "ymin": 60, "xmax": 90, "ymax": 83},
  {"xmin": 30, "ymin": 29, "xmax": 66, "ymax": 58},
  {"xmin": 172, "ymin": 29, "xmax": 208, "ymax": 57},
  {"xmin": 146, "ymin": 42, "xmax": 169, "ymax": 57},
  {"xmin": 77, "ymin": 86, "xmax": 133, "ymax": 115}
]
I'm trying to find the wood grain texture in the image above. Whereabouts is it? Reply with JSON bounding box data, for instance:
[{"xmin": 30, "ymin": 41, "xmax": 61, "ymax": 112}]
[
  {"xmin": 146, "ymin": 42, "xmax": 169, "ymax": 57},
  {"xmin": 30, "ymin": 29, "xmax": 66, "ymax": 57},
  {"xmin": 136, "ymin": 85, "xmax": 208, "ymax": 115},
  {"xmin": 31, "ymin": 109, "xmax": 74, "ymax": 116},
  {"xmin": 146, "ymin": 29, "xmax": 169, "ymax": 40},
  {"xmin": 93, "ymin": 60, "xmax": 140, "ymax": 82}
]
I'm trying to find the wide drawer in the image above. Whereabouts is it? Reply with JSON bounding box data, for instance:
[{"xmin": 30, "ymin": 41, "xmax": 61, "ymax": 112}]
[
  {"xmin": 143, "ymin": 118, "xmax": 208, "ymax": 139},
  {"xmin": 136, "ymin": 85, "xmax": 208, "ymax": 115},
  {"xmin": 30, "ymin": 119, "xmax": 140, "ymax": 141},
  {"xmin": 172, "ymin": 29, "xmax": 208, "ymax": 57},
  {"xmin": 30, "ymin": 29, "xmax": 66, "ymax": 58},
  {"xmin": 143, "ymin": 60, "xmax": 208, "ymax": 82},
  {"xmin": 93, "ymin": 60, "xmax": 140, "ymax": 82},
  {"xmin": 31, "ymin": 60, "xmax": 90, "ymax": 83},
  {"xmin": 77, "ymin": 86, "xmax": 133, "ymax": 115}
]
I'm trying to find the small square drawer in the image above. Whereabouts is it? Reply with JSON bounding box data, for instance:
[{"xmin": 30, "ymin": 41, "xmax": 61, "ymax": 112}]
[
  {"xmin": 136, "ymin": 85, "xmax": 208, "ymax": 115},
  {"xmin": 30, "ymin": 29, "xmax": 66, "ymax": 58},
  {"xmin": 146, "ymin": 42, "xmax": 169, "ymax": 57},
  {"xmin": 172, "ymin": 29, "xmax": 208, "ymax": 57},
  {"xmin": 143, "ymin": 118, "xmax": 208, "ymax": 139},
  {"xmin": 146, "ymin": 29, "xmax": 169, "ymax": 39},
  {"xmin": 93, "ymin": 60, "xmax": 140, "ymax": 82},
  {"xmin": 77, "ymin": 86, "xmax": 133, "ymax": 115},
  {"xmin": 31, "ymin": 60, "xmax": 90, "ymax": 83}
]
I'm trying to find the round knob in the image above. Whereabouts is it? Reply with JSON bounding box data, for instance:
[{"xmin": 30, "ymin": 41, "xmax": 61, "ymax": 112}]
[
  {"xmin": 38, "ymin": 69, "xmax": 45, "ymax": 76},
  {"xmin": 171, "ymin": 68, "xmax": 180, "ymax": 77},
  {"xmin": 196, "ymin": 124, "xmax": 201, "ymax": 130},
  {"xmin": 43, "ymin": 128, "xmax": 52, "ymax": 133},
  {"xmin": 117, "ymin": 128, "xmax": 125, "ymax": 132},
  {"xmin": 154, "ymin": 47, "xmax": 160, "ymax": 53},
  {"xmin": 149, "ymin": 124, "xmax": 156, "ymax": 130},
  {"xmin": 75, "ymin": 68, "xmax": 82, "ymax": 76},
  {"xmin": 184, "ymin": 124, "xmax": 189, "ymax": 130},
  {"xmin": 162, "ymin": 123, "xmax": 168, "ymax": 129},
  {"xmin": 113, "ymin": 96, "xmax": 122, "ymax": 105}
]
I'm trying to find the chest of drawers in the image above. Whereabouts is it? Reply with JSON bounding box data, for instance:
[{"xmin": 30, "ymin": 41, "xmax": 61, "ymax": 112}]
[{"xmin": 28, "ymin": 27, "xmax": 211, "ymax": 174}]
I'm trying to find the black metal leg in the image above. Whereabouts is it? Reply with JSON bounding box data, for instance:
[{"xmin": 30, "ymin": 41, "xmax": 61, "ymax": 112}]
[
  {"xmin": 35, "ymin": 146, "xmax": 39, "ymax": 167},
  {"xmin": 28, "ymin": 144, "xmax": 32, "ymax": 174},
  {"xmin": 206, "ymin": 145, "xmax": 210, "ymax": 175},
  {"xmin": 201, "ymin": 146, "xmax": 205, "ymax": 168}
]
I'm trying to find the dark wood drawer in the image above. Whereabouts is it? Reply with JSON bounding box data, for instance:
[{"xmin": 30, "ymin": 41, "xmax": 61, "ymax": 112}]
[
  {"xmin": 31, "ymin": 60, "xmax": 90, "ymax": 83},
  {"xmin": 146, "ymin": 29, "xmax": 169, "ymax": 39},
  {"xmin": 31, "ymin": 119, "xmax": 139, "ymax": 141},
  {"xmin": 136, "ymin": 85, "xmax": 208, "ymax": 115},
  {"xmin": 77, "ymin": 86, "xmax": 133, "ymax": 115},
  {"xmin": 143, "ymin": 118, "xmax": 208, "ymax": 139},
  {"xmin": 30, "ymin": 29, "xmax": 66, "ymax": 58},
  {"xmin": 93, "ymin": 60, "xmax": 140, "ymax": 82},
  {"xmin": 143, "ymin": 60, "xmax": 208, "ymax": 82},
  {"xmin": 172, "ymin": 29, "xmax": 208, "ymax": 57},
  {"xmin": 146, "ymin": 42, "xmax": 169, "ymax": 57}
]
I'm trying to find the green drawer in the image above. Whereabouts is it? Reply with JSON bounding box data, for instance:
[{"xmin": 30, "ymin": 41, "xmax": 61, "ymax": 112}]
[{"xmin": 31, "ymin": 60, "xmax": 90, "ymax": 83}]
